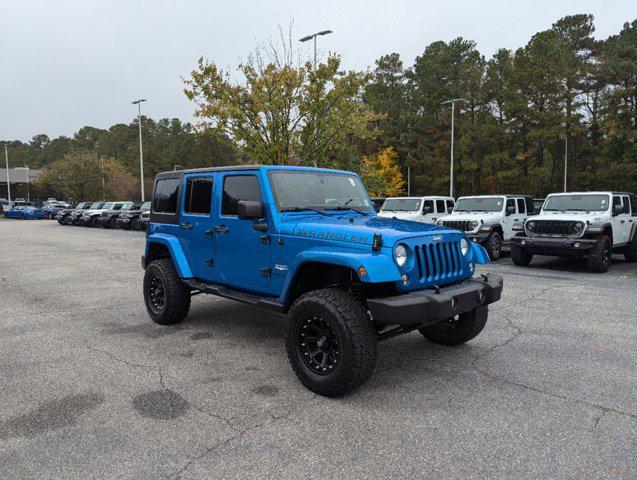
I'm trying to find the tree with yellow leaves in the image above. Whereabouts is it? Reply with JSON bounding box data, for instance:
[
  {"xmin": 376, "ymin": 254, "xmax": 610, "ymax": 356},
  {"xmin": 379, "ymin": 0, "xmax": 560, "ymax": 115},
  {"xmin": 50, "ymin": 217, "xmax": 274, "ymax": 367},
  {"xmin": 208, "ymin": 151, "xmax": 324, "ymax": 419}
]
[{"xmin": 361, "ymin": 147, "xmax": 405, "ymax": 197}]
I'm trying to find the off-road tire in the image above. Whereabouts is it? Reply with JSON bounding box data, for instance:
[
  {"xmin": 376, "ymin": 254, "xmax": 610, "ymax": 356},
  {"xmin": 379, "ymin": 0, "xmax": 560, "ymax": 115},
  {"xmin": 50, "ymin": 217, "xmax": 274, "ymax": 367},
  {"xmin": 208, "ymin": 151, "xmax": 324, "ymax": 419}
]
[
  {"xmin": 624, "ymin": 233, "xmax": 637, "ymax": 262},
  {"xmin": 485, "ymin": 232, "xmax": 502, "ymax": 261},
  {"xmin": 143, "ymin": 259, "xmax": 191, "ymax": 325},
  {"xmin": 511, "ymin": 244, "xmax": 533, "ymax": 266},
  {"xmin": 109, "ymin": 217, "xmax": 119, "ymax": 229},
  {"xmin": 286, "ymin": 288, "xmax": 376, "ymax": 397},
  {"xmin": 587, "ymin": 235, "xmax": 611, "ymax": 273},
  {"xmin": 419, "ymin": 306, "xmax": 489, "ymax": 346}
]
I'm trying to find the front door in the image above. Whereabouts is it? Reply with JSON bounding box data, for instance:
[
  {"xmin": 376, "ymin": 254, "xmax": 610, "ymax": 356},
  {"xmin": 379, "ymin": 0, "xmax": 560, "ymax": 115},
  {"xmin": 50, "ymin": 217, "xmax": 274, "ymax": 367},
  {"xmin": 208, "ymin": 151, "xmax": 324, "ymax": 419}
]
[
  {"xmin": 502, "ymin": 198, "xmax": 517, "ymax": 241},
  {"xmin": 214, "ymin": 172, "xmax": 271, "ymax": 291},
  {"xmin": 613, "ymin": 195, "xmax": 631, "ymax": 246},
  {"xmin": 178, "ymin": 173, "xmax": 216, "ymax": 281}
]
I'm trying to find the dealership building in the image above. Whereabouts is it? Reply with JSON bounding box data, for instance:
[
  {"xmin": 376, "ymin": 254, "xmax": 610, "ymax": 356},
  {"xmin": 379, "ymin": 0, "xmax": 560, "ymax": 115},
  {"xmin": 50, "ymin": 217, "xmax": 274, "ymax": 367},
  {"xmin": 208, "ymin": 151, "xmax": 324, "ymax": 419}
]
[{"xmin": 0, "ymin": 168, "xmax": 41, "ymax": 200}]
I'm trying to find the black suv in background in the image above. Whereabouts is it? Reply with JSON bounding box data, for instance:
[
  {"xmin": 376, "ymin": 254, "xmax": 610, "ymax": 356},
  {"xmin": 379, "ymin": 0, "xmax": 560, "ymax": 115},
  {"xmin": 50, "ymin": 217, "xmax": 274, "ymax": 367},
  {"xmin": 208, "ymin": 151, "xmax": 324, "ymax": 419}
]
[
  {"xmin": 134, "ymin": 210, "xmax": 150, "ymax": 231},
  {"xmin": 97, "ymin": 202, "xmax": 137, "ymax": 228},
  {"xmin": 57, "ymin": 202, "xmax": 93, "ymax": 225},
  {"xmin": 117, "ymin": 201, "xmax": 150, "ymax": 230}
]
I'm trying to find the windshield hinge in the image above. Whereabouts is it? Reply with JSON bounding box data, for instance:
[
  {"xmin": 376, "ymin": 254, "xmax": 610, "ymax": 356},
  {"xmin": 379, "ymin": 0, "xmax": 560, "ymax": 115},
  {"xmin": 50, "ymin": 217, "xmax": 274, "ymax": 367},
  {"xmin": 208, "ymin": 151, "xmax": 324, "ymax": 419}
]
[{"xmin": 260, "ymin": 268, "xmax": 271, "ymax": 278}]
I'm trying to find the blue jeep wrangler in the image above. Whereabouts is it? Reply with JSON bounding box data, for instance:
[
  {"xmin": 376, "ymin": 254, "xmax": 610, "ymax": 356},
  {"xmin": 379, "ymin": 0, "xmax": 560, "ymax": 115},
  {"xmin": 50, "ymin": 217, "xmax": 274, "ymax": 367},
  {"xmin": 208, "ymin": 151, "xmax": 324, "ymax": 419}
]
[{"xmin": 142, "ymin": 166, "xmax": 503, "ymax": 396}]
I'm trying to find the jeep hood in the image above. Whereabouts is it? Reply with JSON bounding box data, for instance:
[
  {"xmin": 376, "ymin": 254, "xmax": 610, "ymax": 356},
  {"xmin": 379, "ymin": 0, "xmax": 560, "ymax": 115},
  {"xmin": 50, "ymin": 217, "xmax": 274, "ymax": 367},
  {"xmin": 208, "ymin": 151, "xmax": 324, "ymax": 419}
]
[
  {"xmin": 531, "ymin": 211, "xmax": 609, "ymax": 223},
  {"xmin": 278, "ymin": 214, "xmax": 457, "ymax": 246},
  {"xmin": 437, "ymin": 212, "xmax": 502, "ymax": 223}
]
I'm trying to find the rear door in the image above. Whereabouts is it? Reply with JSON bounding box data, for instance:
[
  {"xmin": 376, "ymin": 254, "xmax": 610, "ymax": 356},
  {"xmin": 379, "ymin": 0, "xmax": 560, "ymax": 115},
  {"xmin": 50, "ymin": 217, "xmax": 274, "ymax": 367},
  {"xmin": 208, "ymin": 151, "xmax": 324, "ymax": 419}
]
[
  {"xmin": 613, "ymin": 195, "xmax": 631, "ymax": 245},
  {"xmin": 178, "ymin": 173, "xmax": 216, "ymax": 281}
]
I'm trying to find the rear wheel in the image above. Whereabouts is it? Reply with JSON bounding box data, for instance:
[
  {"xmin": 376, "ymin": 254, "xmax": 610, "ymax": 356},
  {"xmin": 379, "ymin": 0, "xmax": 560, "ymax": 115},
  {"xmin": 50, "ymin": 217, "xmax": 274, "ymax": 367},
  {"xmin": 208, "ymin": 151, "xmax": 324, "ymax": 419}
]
[
  {"xmin": 286, "ymin": 289, "xmax": 376, "ymax": 397},
  {"xmin": 587, "ymin": 235, "xmax": 611, "ymax": 273},
  {"xmin": 484, "ymin": 232, "xmax": 502, "ymax": 261},
  {"xmin": 419, "ymin": 306, "xmax": 489, "ymax": 346},
  {"xmin": 109, "ymin": 217, "xmax": 119, "ymax": 229},
  {"xmin": 143, "ymin": 259, "xmax": 191, "ymax": 325},
  {"xmin": 511, "ymin": 244, "xmax": 533, "ymax": 266}
]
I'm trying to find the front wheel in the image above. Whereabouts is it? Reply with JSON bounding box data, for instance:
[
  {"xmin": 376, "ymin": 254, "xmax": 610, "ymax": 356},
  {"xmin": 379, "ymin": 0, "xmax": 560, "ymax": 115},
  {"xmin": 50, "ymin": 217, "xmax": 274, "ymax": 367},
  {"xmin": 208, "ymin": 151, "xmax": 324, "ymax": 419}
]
[
  {"xmin": 587, "ymin": 235, "xmax": 611, "ymax": 273},
  {"xmin": 143, "ymin": 259, "xmax": 191, "ymax": 325},
  {"xmin": 286, "ymin": 289, "xmax": 377, "ymax": 397},
  {"xmin": 485, "ymin": 232, "xmax": 502, "ymax": 261},
  {"xmin": 419, "ymin": 306, "xmax": 488, "ymax": 346},
  {"xmin": 511, "ymin": 244, "xmax": 533, "ymax": 266}
]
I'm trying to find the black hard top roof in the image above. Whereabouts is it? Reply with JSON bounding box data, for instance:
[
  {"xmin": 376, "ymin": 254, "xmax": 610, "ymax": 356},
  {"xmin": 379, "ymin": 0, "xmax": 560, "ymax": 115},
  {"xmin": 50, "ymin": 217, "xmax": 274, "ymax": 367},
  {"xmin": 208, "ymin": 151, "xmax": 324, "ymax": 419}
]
[{"xmin": 155, "ymin": 165, "xmax": 263, "ymax": 180}]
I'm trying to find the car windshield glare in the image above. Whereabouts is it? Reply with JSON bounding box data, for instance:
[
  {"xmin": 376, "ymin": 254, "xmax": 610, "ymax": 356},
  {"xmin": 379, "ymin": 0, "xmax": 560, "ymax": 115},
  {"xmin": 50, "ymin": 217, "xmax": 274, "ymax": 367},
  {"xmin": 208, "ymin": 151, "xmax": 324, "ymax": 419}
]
[
  {"xmin": 269, "ymin": 170, "xmax": 371, "ymax": 212},
  {"xmin": 381, "ymin": 198, "xmax": 421, "ymax": 212},
  {"xmin": 454, "ymin": 197, "xmax": 504, "ymax": 212},
  {"xmin": 141, "ymin": 202, "xmax": 151, "ymax": 210},
  {"xmin": 543, "ymin": 194, "xmax": 609, "ymax": 212}
]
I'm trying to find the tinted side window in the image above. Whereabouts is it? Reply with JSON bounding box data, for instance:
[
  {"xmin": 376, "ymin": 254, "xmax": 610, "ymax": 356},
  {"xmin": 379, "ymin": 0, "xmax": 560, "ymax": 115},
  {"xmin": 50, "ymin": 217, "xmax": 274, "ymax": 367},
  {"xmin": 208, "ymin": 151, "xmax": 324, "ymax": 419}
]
[
  {"xmin": 422, "ymin": 200, "xmax": 433, "ymax": 213},
  {"xmin": 436, "ymin": 200, "xmax": 445, "ymax": 213},
  {"xmin": 446, "ymin": 200, "xmax": 455, "ymax": 211},
  {"xmin": 184, "ymin": 177, "xmax": 213, "ymax": 215},
  {"xmin": 507, "ymin": 198, "xmax": 516, "ymax": 212},
  {"xmin": 612, "ymin": 196, "xmax": 622, "ymax": 207},
  {"xmin": 516, "ymin": 198, "xmax": 526, "ymax": 214},
  {"xmin": 222, "ymin": 175, "xmax": 261, "ymax": 216},
  {"xmin": 153, "ymin": 178, "xmax": 181, "ymax": 213},
  {"xmin": 621, "ymin": 196, "xmax": 631, "ymax": 214}
]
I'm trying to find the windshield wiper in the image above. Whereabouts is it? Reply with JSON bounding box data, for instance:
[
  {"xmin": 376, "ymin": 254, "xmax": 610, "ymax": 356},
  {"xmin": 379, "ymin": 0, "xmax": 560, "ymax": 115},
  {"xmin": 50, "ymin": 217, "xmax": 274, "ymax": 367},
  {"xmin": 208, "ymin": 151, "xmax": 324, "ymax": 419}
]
[
  {"xmin": 330, "ymin": 206, "xmax": 369, "ymax": 216},
  {"xmin": 281, "ymin": 207, "xmax": 331, "ymax": 216}
]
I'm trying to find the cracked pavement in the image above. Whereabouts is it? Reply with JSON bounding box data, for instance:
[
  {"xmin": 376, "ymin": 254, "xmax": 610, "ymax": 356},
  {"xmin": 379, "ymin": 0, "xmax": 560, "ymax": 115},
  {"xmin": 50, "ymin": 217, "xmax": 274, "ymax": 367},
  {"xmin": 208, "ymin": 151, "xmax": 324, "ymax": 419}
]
[{"xmin": 1, "ymin": 219, "xmax": 635, "ymax": 479}]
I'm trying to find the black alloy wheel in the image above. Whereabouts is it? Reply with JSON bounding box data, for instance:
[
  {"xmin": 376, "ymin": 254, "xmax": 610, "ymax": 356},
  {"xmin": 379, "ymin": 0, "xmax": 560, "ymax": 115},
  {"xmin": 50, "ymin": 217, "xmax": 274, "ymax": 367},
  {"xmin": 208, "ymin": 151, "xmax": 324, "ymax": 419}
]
[
  {"xmin": 299, "ymin": 316, "xmax": 339, "ymax": 375},
  {"xmin": 147, "ymin": 275, "xmax": 166, "ymax": 314}
]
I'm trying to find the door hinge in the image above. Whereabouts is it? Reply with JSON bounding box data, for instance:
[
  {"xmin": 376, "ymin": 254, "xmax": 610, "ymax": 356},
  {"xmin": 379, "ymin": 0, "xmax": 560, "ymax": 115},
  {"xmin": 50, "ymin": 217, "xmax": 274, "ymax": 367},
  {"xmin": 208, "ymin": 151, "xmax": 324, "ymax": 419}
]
[
  {"xmin": 260, "ymin": 268, "xmax": 271, "ymax": 277},
  {"xmin": 205, "ymin": 258, "xmax": 214, "ymax": 266},
  {"xmin": 204, "ymin": 229, "xmax": 213, "ymax": 238},
  {"xmin": 259, "ymin": 235, "xmax": 270, "ymax": 245}
]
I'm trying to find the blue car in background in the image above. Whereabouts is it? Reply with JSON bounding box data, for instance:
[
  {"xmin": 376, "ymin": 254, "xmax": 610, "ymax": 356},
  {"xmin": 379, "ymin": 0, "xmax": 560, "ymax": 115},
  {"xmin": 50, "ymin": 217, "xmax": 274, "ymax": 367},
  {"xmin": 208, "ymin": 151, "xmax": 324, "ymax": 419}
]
[
  {"xmin": 42, "ymin": 202, "xmax": 69, "ymax": 219},
  {"xmin": 4, "ymin": 206, "xmax": 45, "ymax": 219}
]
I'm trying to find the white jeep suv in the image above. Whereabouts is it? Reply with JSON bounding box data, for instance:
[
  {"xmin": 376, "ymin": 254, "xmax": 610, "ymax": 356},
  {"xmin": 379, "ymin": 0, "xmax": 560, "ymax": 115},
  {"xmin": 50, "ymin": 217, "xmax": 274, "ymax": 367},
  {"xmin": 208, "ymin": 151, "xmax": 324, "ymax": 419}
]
[
  {"xmin": 511, "ymin": 191, "xmax": 637, "ymax": 272},
  {"xmin": 436, "ymin": 195, "xmax": 534, "ymax": 260},
  {"xmin": 377, "ymin": 196, "xmax": 455, "ymax": 224}
]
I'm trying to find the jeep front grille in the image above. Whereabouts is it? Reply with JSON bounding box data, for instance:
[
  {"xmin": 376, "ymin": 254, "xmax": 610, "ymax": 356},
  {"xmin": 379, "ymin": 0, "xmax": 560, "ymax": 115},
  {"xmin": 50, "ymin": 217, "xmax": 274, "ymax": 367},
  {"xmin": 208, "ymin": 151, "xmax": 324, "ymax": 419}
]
[
  {"xmin": 441, "ymin": 220, "xmax": 472, "ymax": 232},
  {"xmin": 414, "ymin": 240, "xmax": 463, "ymax": 281},
  {"xmin": 526, "ymin": 220, "xmax": 583, "ymax": 236}
]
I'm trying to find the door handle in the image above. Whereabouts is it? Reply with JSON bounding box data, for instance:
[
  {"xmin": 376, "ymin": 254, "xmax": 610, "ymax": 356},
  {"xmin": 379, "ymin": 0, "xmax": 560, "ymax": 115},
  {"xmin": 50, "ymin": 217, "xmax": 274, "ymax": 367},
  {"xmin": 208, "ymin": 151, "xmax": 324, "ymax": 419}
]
[
  {"xmin": 620, "ymin": 220, "xmax": 625, "ymax": 223},
  {"xmin": 179, "ymin": 223, "xmax": 192, "ymax": 230},
  {"xmin": 514, "ymin": 218, "xmax": 519, "ymax": 221},
  {"xmin": 213, "ymin": 226, "xmax": 229, "ymax": 233}
]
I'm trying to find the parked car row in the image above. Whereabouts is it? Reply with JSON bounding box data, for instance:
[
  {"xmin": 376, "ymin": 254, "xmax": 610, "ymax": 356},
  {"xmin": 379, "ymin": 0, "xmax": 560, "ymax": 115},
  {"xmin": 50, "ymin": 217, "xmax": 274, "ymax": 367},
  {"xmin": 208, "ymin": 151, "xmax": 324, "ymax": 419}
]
[
  {"xmin": 56, "ymin": 201, "xmax": 150, "ymax": 230},
  {"xmin": 376, "ymin": 191, "xmax": 636, "ymax": 272}
]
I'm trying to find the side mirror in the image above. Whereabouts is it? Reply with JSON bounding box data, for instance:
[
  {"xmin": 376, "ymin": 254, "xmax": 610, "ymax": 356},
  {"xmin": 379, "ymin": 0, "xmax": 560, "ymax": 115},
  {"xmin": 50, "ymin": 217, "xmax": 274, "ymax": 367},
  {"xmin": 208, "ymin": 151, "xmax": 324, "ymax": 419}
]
[
  {"xmin": 238, "ymin": 200, "xmax": 263, "ymax": 220},
  {"xmin": 505, "ymin": 205, "xmax": 516, "ymax": 216},
  {"xmin": 612, "ymin": 205, "xmax": 623, "ymax": 216}
]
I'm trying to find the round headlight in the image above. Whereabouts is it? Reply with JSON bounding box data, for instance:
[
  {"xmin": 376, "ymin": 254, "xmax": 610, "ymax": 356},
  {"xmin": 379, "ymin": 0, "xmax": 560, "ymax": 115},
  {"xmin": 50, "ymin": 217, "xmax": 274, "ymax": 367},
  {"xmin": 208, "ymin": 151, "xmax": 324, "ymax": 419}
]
[
  {"xmin": 460, "ymin": 238, "xmax": 469, "ymax": 256},
  {"xmin": 527, "ymin": 221, "xmax": 536, "ymax": 232},
  {"xmin": 572, "ymin": 222, "xmax": 584, "ymax": 234},
  {"xmin": 470, "ymin": 221, "xmax": 479, "ymax": 229},
  {"xmin": 395, "ymin": 244, "xmax": 408, "ymax": 267}
]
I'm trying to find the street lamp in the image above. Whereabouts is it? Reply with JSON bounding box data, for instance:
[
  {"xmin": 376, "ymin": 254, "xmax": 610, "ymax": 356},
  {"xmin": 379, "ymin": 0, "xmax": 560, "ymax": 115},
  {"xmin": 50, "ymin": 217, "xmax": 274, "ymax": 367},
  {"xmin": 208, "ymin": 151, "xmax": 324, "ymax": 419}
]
[
  {"xmin": 300, "ymin": 30, "xmax": 332, "ymax": 168},
  {"xmin": 132, "ymin": 99, "xmax": 147, "ymax": 201},
  {"xmin": 25, "ymin": 165, "xmax": 29, "ymax": 202},
  {"xmin": 299, "ymin": 30, "xmax": 333, "ymax": 71},
  {"xmin": 563, "ymin": 133, "xmax": 568, "ymax": 192},
  {"xmin": 4, "ymin": 144, "xmax": 10, "ymax": 203},
  {"xmin": 441, "ymin": 98, "xmax": 466, "ymax": 198}
]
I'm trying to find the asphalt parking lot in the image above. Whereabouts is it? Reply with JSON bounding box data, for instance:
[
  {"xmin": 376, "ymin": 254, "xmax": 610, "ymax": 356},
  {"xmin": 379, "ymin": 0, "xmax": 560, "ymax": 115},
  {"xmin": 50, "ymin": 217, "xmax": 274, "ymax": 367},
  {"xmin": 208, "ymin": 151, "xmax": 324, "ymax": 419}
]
[{"xmin": 1, "ymin": 219, "xmax": 635, "ymax": 479}]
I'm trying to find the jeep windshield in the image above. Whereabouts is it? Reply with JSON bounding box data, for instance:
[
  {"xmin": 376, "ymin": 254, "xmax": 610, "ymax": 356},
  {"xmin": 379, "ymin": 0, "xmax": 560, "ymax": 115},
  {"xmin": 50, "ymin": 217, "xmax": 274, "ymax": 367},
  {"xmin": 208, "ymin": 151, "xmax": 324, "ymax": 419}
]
[
  {"xmin": 454, "ymin": 197, "xmax": 504, "ymax": 212},
  {"xmin": 269, "ymin": 170, "xmax": 372, "ymax": 214},
  {"xmin": 381, "ymin": 198, "xmax": 421, "ymax": 212},
  {"xmin": 542, "ymin": 194, "xmax": 609, "ymax": 212}
]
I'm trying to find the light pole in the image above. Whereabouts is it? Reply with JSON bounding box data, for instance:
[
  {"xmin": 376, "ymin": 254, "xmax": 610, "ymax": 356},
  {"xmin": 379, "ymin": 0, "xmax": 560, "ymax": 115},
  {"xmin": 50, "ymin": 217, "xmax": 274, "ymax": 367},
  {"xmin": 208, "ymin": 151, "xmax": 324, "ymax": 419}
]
[
  {"xmin": 132, "ymin": 99, "xmax": 147, "ymax": 201},
  {"xmin": 100, "ymin": 156, "xmax": 105, "ymax": 201},
  {"xmin": 299, "ymin": 30, "xmax": 332, "ymax": 168},
  {"xmin": 25, "ymin": 165, "xmax": 29, "ymax": 202},
  {"xmin": 299, "ymin": 30, "xmax": 332, "ymax": 71},
  {"xmin": 441, "ymin": 98, "xmax": 466, "ymax": 197},
  {"xmin": 563, "ymin": 134, "xmax": 568, "ymax": 192},
  {"xmin": 4, "ymin": 144, "xmax": 10, "ymax": 203}
]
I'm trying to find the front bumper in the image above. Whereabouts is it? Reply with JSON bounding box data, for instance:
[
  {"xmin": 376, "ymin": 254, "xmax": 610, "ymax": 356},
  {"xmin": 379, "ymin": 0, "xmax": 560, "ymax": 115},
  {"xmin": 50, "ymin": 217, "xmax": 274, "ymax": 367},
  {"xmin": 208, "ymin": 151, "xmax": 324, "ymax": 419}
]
[
  {"xmin": 117, "ymin": 217, "xmax": 132, "ymax": 227},
  {"xmin": 512, "ymin": 235, "xmax": 596, "ymax": 255},
  {"xmin": 367, "ymin": 274, "xmax": 503, "ymax": 326}
]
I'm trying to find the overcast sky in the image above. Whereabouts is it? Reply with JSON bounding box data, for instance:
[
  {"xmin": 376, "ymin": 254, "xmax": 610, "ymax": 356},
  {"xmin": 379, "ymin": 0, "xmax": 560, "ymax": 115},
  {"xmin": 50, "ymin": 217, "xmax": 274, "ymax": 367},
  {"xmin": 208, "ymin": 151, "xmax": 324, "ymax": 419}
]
[{"xmin": 2, "ymin": 0, "xmax": 635, "ymax": 142}]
